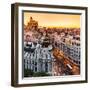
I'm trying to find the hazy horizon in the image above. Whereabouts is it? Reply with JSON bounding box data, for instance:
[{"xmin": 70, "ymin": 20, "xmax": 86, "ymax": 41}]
[{"xmin": 24, "ymin": 12, "xmax": 81, "ymax": 28}]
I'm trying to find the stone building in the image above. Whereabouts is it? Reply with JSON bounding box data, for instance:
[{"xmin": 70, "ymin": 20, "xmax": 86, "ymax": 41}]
[
  {"xmin": 24, "ymin": 40, "xmax": 54, "ymax": 76},
  {"xmin": 53, "ymin": 34, "xmax": 80, "ymax": 65},
  {"xmin": 27, "ymin": 17, "xmax": 38, "ymax": 30}
]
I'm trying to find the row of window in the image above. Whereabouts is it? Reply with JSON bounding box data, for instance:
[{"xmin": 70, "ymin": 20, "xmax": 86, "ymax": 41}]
[
  {"xmin": 24, "ymin": 59, "xmax": 52, "ymax": 72},
  {"xmin": 54, "ymin": 41, "xmax": 80, "ymax": 65}
]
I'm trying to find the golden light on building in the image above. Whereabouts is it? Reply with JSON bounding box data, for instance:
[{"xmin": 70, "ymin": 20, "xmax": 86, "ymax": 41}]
[
  {"xmin": 27, "ymin": 17, "xmax": 38, "ymax": 30},
  {"xmin": 53, "ymin": 48, "xmax": 80, "ymax": 75}
]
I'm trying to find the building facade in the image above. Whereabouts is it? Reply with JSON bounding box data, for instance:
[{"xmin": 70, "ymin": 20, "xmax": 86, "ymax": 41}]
[
  {"xmin": 53, "ymin": 34, "xmax": 80, "ymax": 65},
  {"xmin": 27, "ymin": 17, "xmax": 38, "ymax": 30},
  {"xmin": 24, "ymin": 41, "xmax": 54, "ymax": 75}
]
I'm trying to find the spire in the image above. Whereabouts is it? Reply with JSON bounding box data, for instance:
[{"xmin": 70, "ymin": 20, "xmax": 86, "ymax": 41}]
[{"xmin": 30, "ymin": 17, "xmax": 33, "ymax": 21}]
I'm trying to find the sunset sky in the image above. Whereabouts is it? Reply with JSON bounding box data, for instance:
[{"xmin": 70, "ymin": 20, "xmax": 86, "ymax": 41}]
[{"xmin": 24, "ymin": 12, "xmax": 81, "ymax": 28}]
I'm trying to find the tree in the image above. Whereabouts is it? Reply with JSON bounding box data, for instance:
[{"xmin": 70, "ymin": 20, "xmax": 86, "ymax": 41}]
[
  {"xmin": 24, "ymin": 69, "xmax": 33, "ymax": 77},
  {"xmin": 33, "ymin": 72, "xmax": 51, "ymax": 77}
]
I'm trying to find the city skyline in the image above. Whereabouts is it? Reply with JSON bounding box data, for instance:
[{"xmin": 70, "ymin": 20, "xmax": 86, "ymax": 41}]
[{"xmin": 24, "ymin": 12, "xmax": 81, "ymax": 28}]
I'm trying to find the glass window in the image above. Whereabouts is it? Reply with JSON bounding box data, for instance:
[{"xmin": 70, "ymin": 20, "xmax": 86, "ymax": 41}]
[{"xmin": 45, "ymin": 62, "xmax": 48, "ymax": 72}]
